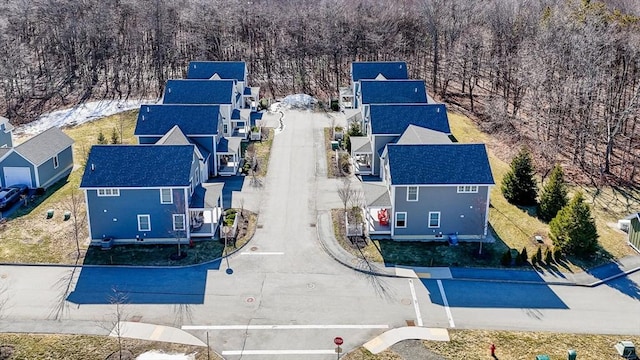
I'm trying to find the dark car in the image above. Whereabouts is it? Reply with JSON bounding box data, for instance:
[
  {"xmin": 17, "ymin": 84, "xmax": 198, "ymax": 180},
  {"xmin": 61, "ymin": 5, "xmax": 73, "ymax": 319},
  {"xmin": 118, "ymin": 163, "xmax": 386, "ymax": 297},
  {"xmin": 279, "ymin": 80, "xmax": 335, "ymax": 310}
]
[
  {"xmin": 0, "ymin": 188, "xmax": 22, "ymax": 210},
  {"xmin": 8, "ymin": 184, "xmax": 29, "ymax": 195}
]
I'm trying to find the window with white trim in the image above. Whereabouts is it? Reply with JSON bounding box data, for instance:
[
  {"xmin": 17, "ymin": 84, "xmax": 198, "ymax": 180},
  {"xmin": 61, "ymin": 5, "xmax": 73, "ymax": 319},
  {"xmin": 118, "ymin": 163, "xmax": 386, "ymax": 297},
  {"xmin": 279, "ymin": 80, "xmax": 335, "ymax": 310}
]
[
  {"xmin": 53, "ymin": 155, "xmax": 59, "ymax": 169},
  {"xmin": 173, "ymin": 214, "xmax": 186, "ymax": 231},
  {"xmin": 97, "ymin": 188, "xmax": 120, "ymax": 197},
  {"xmin": 407, "ymin": 186, "xmax": 419, "ymax": 201},
  {"xmin": 137, "ymin": 215, "xmax": 151, "ymax": 231},
  {"xmin": 457, "ymin": 185, "xmax": 478, "ymax": 193},
  {"xmin": 428, "ymin": 212, "xmax": 441, "ymax": 228},
  {"xmin": 160, "ymin": 188, "xmax": 173, "ymax": 204},
  {"xmin": 395, "ymin": 212, "xmax": 407, "ymax": 228}
]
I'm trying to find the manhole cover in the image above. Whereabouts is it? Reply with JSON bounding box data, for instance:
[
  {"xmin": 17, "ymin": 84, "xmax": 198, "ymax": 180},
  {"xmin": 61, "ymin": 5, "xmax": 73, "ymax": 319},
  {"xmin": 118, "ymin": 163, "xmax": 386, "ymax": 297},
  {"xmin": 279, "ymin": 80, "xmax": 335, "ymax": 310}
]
[
  {"xmin": 401, "ymin": 298, "xmax": 412, "ymax": 305},
  {"xmin": 130, "ymin": 315, "xmax": 142, "ymax": 322},
  {"xmin": 0, "ymin": 273, "xmax": 7, "ymax": 279},
  {"xmin": 310, "ymin": 223, "xmax": 316, "ymax": 227},
  {"xmin": 250, "ymin": 246, "xmax": 258, "ymax": 251},
  {"xmin": 307, "ymin": 283, "xmax": 316, "ymax": 289},
  {"xmin": 246, "ymin": 297, "xmax": 255, "ymax": 303},
  {"xmin": 257, "ymin": 224, "xmax": 264, "ymax": 229},
  {"xmin": 406, "ymin": 320, "xmax": 416, "ymax": 327}
]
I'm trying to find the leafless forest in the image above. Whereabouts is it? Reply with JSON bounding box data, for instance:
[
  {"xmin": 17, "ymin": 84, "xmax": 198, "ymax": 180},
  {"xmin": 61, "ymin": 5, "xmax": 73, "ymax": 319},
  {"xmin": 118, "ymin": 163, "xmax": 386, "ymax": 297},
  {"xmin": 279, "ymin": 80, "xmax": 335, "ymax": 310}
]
[{"xmin": 0, "ymin": 0, "xmax": 639, "ymax": 184}]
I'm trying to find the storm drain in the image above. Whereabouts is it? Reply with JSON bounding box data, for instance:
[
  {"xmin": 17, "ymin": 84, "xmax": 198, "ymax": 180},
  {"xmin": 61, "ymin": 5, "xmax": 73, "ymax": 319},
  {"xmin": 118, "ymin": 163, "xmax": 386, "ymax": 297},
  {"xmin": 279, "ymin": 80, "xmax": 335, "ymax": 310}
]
[
  {"xmin": 130, "ymin": 315, "xmax": 142, "ymax": 322},
  {"xmin": 406, "ymin": 320, "xmax": 415, "ymax": 327},
  {"xmin": 310, "ymin": 223, "xmax": 316, "ymax": 227}
]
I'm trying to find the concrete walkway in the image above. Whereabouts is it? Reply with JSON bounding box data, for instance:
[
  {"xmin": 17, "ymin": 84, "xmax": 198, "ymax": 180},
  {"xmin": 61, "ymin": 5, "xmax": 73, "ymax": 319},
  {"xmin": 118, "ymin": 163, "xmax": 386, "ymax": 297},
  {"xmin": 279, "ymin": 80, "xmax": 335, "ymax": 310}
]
[
  {"xmin": 112, "ymin": 322, "xmax": 206, "ymax": 347},
  {"xmin": 363, "ymin": 327, "xmax": 450, "ymax": 354}
]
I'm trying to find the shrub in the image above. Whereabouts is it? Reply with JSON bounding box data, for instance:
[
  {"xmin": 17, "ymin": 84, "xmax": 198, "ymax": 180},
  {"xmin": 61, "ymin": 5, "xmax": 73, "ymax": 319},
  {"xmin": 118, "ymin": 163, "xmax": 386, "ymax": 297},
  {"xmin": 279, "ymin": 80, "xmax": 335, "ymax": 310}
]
[
  {"xmin": 259, "ymin": 98, "xmax": 269, "ymax": 110},
  {"xmin": 544, "ymin": 248, "xmax": 553, "ymax": 265},
  {"xmin": 501, "ymin": 147, "xmax": 538, "ymax": 206},
  {"xmin": 549, "ymin": 192, "xmax": 599, "ymax": 257},
  {"xmin": 553, "ymin": 247, "xmax": 563, "ymax": 261},
  {"xmin": 530, "ymin": 252, "xmax": 538, "ymax": 265},
  {"xmin": 538, "ymin": 164, "xmax": 568, "ymax": 222},
  {"xmin": 515, "ymin": 252, "xmax": 525, "ymax": 266},
  {"xmin": 520, "ymin": 247, "xmax": 528, "ymax": 262},
  {"xmin": 331, "ymin": 99, "xmax": 340, "ymax": 111},
  {"xmin": 536, "ymin": 247, "xmax": 543, "ymax": 263},
  {"xmin": 501, "ymin": 250, "xmax": 512, "ymax": 266},
  {"xmin": 97, "ymin": 130, "xmax": 107, "ymax": 144}
]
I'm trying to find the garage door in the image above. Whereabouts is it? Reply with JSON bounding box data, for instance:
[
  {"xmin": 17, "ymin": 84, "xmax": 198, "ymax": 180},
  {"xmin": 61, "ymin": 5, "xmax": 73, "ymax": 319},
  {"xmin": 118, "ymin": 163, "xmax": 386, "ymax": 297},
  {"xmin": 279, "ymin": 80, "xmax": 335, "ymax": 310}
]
[{"xmin": 4, "ymin": 167, "xmax": 33, "ymax": 187}]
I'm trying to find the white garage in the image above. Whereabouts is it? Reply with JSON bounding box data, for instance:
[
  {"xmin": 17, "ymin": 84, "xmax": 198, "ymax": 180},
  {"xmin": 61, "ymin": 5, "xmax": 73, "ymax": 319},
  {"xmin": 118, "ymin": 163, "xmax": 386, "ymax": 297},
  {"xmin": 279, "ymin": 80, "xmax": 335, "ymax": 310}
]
[{"xmin": 3, "ymin": 167, "xmax": 33, "ymax": 187}]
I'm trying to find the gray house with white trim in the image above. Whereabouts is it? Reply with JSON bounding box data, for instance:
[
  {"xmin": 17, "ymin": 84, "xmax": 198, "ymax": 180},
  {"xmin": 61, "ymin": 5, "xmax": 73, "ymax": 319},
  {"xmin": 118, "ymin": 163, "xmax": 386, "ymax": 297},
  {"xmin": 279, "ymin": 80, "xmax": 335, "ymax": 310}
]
[{"xmin": 0, "ymin": 127, "xmax": 74, "ymax": 189}]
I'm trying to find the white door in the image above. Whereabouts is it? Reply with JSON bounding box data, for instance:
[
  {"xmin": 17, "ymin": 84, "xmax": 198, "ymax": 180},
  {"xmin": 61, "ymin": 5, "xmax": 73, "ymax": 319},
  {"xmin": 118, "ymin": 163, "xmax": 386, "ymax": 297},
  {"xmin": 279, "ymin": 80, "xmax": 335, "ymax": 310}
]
[{"xmin": 4, "ymin": 167, "xmax": 33, "ymax": 187}]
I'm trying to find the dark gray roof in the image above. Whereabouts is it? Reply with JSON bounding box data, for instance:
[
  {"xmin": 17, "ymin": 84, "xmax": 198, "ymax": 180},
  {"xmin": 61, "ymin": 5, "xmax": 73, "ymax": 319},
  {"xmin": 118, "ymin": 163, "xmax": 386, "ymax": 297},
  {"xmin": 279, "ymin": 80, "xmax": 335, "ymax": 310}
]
[
  {"xmin": 15, "ymin": 127, "xmax": 74, "ymax": 166},
  {"xmin": 369, "ymin": 104, "xmax": 451, "ymax": 135},
  {"xmin": 187, "ymin": 61, "xmax": 246, "ymax": 81},
  {"xmin": 351, "ymin": 62, "xmax": 408, "ymax": 82}
]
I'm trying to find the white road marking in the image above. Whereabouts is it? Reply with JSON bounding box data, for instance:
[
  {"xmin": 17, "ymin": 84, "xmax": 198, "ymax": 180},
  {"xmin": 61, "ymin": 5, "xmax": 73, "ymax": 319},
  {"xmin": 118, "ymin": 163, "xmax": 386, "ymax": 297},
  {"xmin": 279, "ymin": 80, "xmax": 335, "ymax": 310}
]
[
  {"xmin": 240, "ymin": 252, "xmax": 285, "ymax": 255},
  {"xmin": 408, "ymin": 279, "xmax": 423, "ymax": 326},
  {"xmin": 182, "ymin": 324, "xmax": 388, "ymax": 330},
  {"xmin": 222, "ymin": 349, "xmax": 335, "ymax": 356},
  {"xmin": 437, "ymin": 280, "xmax": 455, "ymax": 327}
]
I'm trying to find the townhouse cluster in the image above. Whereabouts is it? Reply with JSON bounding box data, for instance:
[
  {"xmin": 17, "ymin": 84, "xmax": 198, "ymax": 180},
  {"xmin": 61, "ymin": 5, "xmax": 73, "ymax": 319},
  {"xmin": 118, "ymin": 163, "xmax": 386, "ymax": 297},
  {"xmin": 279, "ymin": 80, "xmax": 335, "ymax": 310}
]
[
  {"xmin": 341, "ymin": 62, "xmax": 494, "ymax": 242},
  {"xmin": 80, "ymin": 62, "xmax": 260, "ymax": 245}
]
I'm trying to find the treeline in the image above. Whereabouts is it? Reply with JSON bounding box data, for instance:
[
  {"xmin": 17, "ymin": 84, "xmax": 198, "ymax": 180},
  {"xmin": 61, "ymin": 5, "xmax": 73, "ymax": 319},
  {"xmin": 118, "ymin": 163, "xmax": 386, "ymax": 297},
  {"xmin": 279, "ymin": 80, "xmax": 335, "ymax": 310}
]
[{"xmin": 0, "ymin": 0, "xmax": 639, "ymax": 184}]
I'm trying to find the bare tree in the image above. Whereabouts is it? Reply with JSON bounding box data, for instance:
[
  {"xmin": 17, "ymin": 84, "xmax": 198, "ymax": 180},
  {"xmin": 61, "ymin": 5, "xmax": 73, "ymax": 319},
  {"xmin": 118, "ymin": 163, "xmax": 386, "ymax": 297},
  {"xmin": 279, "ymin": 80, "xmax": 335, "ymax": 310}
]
[
  {"xmin": 337, "ymin": 178, "xmax": 353, "ymax": 214},
  {"xmin": 63, "ymin": 187, "xmax": 87, "ymax": 261},
  {"xmin": 103, "ymin": 287, "xmax": 129, "ymax": 360}
]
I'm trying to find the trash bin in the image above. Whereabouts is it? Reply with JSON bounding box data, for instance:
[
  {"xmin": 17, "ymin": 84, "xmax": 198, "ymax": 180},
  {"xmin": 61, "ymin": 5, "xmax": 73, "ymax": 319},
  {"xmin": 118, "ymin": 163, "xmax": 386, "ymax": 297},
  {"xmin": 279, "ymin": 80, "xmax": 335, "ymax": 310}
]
[
  {"xmin": 63, "ymin": 211, "xmax": 71, "ymax": 221},
  {"xmin": 535, "ymin": 356, "xmax": 550, "ymax": 360},
  {"xmin": 331, "ymin": 141, "xmax": 339, "ymax": 150},
  {"xmin": 568, "ymin": 349, "xmax": 577, "ymax": 360},
  {"xmin": 46, "ymin": 209, "xmax": 54, "ymax": 219},
  {"xmin": 101, "ymin": 237, "xmax": 113, "ymax": 250}
]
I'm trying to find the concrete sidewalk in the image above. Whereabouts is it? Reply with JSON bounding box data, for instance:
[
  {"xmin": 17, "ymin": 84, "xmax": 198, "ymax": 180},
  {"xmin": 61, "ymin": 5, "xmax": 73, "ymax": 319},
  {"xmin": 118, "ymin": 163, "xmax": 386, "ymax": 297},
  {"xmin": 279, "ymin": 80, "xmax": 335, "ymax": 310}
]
[
  {"xmin": 315, "ymin": 209, "xmax": 640, "ymax": 287},
  {"xmin": 363, "ymin": 327, "xmax": 449, "ymax": 354}
]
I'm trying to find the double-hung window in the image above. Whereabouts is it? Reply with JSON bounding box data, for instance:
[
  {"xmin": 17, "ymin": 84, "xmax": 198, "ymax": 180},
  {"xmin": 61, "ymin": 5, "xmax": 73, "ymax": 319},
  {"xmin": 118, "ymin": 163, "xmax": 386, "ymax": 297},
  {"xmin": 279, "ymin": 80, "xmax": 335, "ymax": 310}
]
[
  {"xmin": 428, "ymin": 212, "xmax": 441, "ymax": 228},
  {"xmin": 137, "ymin": 215, "xmax": 151, "ymax": 231},
  {"xmin": 407, "ymin": 186, "xmax": 418, "ymax": 201},
  {"xmin": 395, "ymin": 212, "xmax": 407, "ymax": 228},
  {"xmin": 160, "ymin": 188, "xmax": 173, "ymax": 204},
  {"xmin": 173, "ymin": 214, "xmax": 186, "ymax": 231}
]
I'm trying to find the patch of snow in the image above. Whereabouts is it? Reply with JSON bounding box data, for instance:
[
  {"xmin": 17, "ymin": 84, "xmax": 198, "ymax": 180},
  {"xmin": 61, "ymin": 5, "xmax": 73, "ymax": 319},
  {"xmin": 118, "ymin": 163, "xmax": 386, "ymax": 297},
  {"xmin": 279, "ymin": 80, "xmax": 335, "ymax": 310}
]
[
  {"xmin": 279, "ymin": 94, "xmax": 317, "ymax": 110},
  {"xmin": 16, "ymin": 99, "xmax": 157, "ymax": 136},
  {"xmin": 136, "ymin": 350, "xmax": 196, "ymax": 360}
]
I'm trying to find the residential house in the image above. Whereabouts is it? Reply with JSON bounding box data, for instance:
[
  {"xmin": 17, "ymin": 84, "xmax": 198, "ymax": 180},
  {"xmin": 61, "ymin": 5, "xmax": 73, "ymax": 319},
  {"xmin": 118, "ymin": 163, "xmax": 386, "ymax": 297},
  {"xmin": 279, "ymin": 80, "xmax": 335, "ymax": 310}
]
[
  {"xmin": 0, "ymin": 127, "xmax": 74, "ymax": 189},
  {"xmin": 340, "ymin": 61, "xmax": 409, "ymax": 109},
  {"xmin": 350, "ymin": 103, "xmax": 451, "ymax": 175},
  {"xmin": 621, "ymin": 213, "xmax": 640, "ymax": 252},
  {"xmin": 187, "ymin": 61, "xmax": 259, "ymax": 111},
  {"xmin": 134, "ymin": 104, "xmax": 223, "ymax": 177},
  {"xmin": 0, "ymin": 117, "xmax": 14, "ymax": 148},
  {"xmin": 81, "ymin": 144, "xmax": 223, "ymax": 244},
  {"xmin": 364, "ymin": 143, "xmax": 494, "ymax": 242}
]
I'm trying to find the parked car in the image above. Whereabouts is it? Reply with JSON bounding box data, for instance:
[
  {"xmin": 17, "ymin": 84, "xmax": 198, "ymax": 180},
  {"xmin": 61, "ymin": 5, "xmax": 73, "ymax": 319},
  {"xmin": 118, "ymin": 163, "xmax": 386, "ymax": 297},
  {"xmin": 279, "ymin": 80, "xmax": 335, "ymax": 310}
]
[
  {"xmin": 8, "ymin": 184, "xmax": 29, "ymax": 195},
  {"xmin": 0, "ymin": 188, "xmax": 21, "ymax": 210}
]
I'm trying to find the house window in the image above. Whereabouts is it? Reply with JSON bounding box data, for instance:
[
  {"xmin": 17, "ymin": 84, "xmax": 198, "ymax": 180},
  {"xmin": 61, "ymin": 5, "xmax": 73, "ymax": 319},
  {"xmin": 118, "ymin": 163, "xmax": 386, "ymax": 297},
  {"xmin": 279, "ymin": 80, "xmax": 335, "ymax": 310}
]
[
  {"xmin": 428, "ymin": 212, "xmax": 441, "ymax": 228},
  {"xmin": 395, "ymin": 212, "xmax": 407, "ymax": 228},
  {"xmin": 407, "ymin": 186, "xmax": 418, "ymax": 201},
  {"xmin": 173, "ymin": 214, "xmax": 186, "ymax": 231},
  {"xmin": 53, "ymin": 155, "xmax": 59, "ymax": 169},
  {"xmin": 160, "ymin": 188, "xmax": 173, "ymax": 204},
  {"xmin": 457, "ymin": 185, "xmax": 478, "ymax": 193},
  {"xmin": 97, "ymin": 188, "xmax": 120, "ymax": 197},
  {"xmin": 137, "ymin": 215, "xmax": 151, "ymax": 231},
  {"xmin": 223, "ymin": 124, "xmax": 229, "ymax": 134}
]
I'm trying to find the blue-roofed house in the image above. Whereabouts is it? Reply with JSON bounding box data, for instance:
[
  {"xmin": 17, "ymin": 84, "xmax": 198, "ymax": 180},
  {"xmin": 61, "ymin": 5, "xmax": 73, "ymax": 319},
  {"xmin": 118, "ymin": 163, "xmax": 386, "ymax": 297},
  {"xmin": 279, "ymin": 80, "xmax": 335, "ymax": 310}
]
[
  {"xmin": 350, "ymin": 103, "xmax": 452, "ymax": 175},
  {"xmin": 187, "ymin": 61, "xmax": 260, "ymax": 111},
  {"xmin": 162, "ymin": 79, "xmax": 249, "ymax": 138},
  {"xmin": 340, "ymin": 61, "xmax": 408, "ymax": 109},
  {"xmin": 0, "ymin": 127, "xmax": 74, "ymax": 189},
  {"xmin": 81, "ymin": 144, "xmax": 223, "ymax": 244},
  {"xmin": 363, "ymin": 143, "xmax": 494, "ymax": 241},
  {"xmin": 134, "ymin": 104, "xmax": 223, "ymax": 176}
]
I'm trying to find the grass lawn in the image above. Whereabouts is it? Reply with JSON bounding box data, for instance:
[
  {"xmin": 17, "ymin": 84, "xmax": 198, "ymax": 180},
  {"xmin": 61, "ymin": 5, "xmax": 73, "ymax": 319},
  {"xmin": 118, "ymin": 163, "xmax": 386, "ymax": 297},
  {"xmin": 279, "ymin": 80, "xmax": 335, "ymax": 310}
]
[{"xmin": 0, "ymin": 333, "xmax": 217, "ymax": 360}]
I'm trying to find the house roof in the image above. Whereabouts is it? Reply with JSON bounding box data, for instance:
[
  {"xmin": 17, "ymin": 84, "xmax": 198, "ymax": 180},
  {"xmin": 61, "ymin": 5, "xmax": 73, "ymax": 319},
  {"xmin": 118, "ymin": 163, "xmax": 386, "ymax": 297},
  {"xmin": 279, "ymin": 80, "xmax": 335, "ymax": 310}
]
[
  {"xmin": 360, "ymin": 80, "xmax": 428, "ymax": 105},
  {"xmin": 387, "ymin": 144, "xmax": 494, "ymax": 186},
  {"xmin": 191, "ymin": 182, "xmax": 224, "ymax": 208},
  {"xmin": 162, "ymin": 79, "xmax": 235, "ymax": 105},
  {"xmin": 362, "ymin": 182, "xmax": 392, "ymax": 207},
  {"xmin": 155, "ymin": 125, "xmax": 210, "ymax": 162},
  {"xmin": 351, "ymin": 62, "xmax": 408, "ymax": 82},
  {"xmin": 187, "ymin": 61, "xmax": 246, "ymax": 81},
  {"xmin": 369, "ymin": 104, "xmax": 451, "ymax": 135},
  {"xmin": 217, "ymin": 137, "xmax": 242, "ymax": 154},
  {"xmin": 135, "ymin": 104, "xmax": 220, "ymax": 136},
  {"xmin": 396, "ymin": 125, "xmax": 453, "ymax": 145},
  {"xmin": 15, "ymin": 127, "xmax": 74, "ymax": 166},
  {"xmin": 80, "ymin": 145, "xmax": 195, "ymax": 188},
  {"xmin": 350, "ymin": 136, "xmax": 371, "ymax": 153},
  {"xmin": 0, "ymin": 116, "xmax": 14, "ymax": 132}
]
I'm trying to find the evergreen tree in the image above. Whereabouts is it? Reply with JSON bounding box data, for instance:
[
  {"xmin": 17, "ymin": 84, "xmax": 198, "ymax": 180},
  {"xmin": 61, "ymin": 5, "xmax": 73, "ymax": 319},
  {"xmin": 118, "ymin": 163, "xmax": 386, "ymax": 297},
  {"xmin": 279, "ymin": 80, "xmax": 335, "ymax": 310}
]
[
  {"xmin": 97, "ymin": 130, "xmax": 107, "ymax": 144},
  {"xmin": 538, "ymin": 164, "xmax": 568, "ymax": 222},
  {"xmin": 501, "ymin": 147, "xmax": 538, "ymax": 206},
  {"xmin": 549, "ymin": 192, "xmax": 599, "ymax": 257},
  {"xmin": 111, "ymin": 127, "xmax": 120, "ymax": 144}
]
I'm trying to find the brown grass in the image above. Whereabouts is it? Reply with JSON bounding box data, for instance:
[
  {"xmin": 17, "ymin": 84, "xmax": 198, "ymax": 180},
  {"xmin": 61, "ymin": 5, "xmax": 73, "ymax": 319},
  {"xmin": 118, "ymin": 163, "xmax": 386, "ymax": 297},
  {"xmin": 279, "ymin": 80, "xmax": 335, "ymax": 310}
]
[
  {"xmin": 324, "ymin": 128, "xmax": 341, "ymax": 178},
  {"xmin": 253, "ymin": 128, "xmax": 274, "ymax": 177}
]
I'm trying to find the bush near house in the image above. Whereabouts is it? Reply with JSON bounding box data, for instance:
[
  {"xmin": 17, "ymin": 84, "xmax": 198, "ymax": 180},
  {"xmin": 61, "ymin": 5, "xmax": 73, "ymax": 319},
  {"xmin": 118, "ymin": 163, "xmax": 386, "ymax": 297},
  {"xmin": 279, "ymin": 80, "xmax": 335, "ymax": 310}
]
[
  {"xmin": 501, "ymin": 147, "xmax": 538, "ymax": 206},
  {"xmin": 549, "ymin": 192, "xmax": 599, "ymax": 257}
]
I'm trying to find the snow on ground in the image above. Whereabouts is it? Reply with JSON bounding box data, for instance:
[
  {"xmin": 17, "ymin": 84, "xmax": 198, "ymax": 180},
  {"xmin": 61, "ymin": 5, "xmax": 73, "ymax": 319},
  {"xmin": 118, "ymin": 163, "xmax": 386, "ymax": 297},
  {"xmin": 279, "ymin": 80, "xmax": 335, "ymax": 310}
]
[
  {"xmin": 270, "ymin": 94, "xmax": 317, "ymax": 112},
  {"xmin": 136, "ymin": 350, "xmax": 196, "ymax": 360},
  {"xmin": 16, "ymin": 99, "xmax": 156, "ymax": 136}
]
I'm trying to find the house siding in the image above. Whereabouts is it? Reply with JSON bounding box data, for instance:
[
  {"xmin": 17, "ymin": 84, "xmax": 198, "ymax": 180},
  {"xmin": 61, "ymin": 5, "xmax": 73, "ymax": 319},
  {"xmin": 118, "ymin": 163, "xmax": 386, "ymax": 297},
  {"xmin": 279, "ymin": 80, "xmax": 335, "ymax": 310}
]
[
  {"xmin": 0, "ymin": 152, "xmax": 35, "ymax": 187},
  {"xmin": 86, "ymin": 188, "xmax": 188, "ymax": 242},
  {"xmin": 0, "ymin": 130, "xmax": 12, "ymax": 148},
  {"xmin": 630, "ymin": 217, "xmax": 640, "ymax": 250},
  {"xmin": 392, "ymin": 185, "xmax": 490, "ymax": 240},
  {"xmin": 36, "ymin": 145, "xmax": 74, "ymax": 189},
  {"xmin": 372, "ymin": 135, "xmax": 396, "ymax": 175}
]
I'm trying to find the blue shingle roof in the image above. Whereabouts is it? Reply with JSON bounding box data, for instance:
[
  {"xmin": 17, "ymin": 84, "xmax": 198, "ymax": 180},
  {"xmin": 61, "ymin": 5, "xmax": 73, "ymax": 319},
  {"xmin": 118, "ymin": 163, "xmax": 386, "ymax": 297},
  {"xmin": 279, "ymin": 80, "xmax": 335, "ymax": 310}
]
[
  {"xmin": 81, "ymin": 145, "xmax": 195, "ymax": 188},
  {"xmin": 369, "ymin": 104, "xmax": 451, "ymax": 135},
  {"xmin": 163, "ymin": 80, "xmax": 234, "ymax": 105},
  {"xmin": 134, "ymin": 104, "xmax": 219, "ymax": 136},
  {"xmin": 360, "ymin": 80, "xmax": 428, "ymax": 104},
  {"xmin": 351, "ymin": 62, "xmax": 408, "ymax": 82},
  {"xmin": 387, "ymin": 144, "xmax": 494, "ymax": 185},
  {"xmin": 187, "ymin": 61, "xmax": 246, "ymax": 81}
]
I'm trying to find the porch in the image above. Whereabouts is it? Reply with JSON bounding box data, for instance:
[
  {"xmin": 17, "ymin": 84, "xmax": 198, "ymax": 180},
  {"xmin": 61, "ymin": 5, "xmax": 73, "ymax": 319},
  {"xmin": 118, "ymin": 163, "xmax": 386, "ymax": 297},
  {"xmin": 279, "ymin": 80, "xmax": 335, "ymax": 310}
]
[
  {"xmin": 189, "ymin": 183, "xmax": 224, "ymax": 238},
  {"xmin": 243, "ymin": 86, "xmax": 260, "ymax": 111},
  {"xmin": 217, "ymin": 137, "xmax": 243, "ymax": 176},
  {"xmin": 361, "ymin": 182, "xmax": 392, "ymax": 235},
  {"xmin": 339, "ymin": 86, "xmax": 354, "ymax": 109},
  {"xmin": 351, "ymin": 136, "xmax": 373, "ymax": 175}
]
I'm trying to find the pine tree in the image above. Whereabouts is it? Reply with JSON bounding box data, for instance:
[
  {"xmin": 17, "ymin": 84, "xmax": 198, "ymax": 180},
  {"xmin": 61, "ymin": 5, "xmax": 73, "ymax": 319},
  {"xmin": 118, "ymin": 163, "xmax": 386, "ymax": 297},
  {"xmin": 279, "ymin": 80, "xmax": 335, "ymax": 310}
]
[
  {"xmin": 111, "ymin": 127, "xmax": 120, "ymax": 144},
  {"xmin": 549, "ymin": 192, "xmax": 599, "ymax": 257},
  {"xmin": 538, "ymin": 164, "xmax": 568, "ymax": 222},
  {"xmin": 97, "ymin": 130, "xmax": 107, "ymax": 144},
  {"xmin": 501, "ymin": 147, "xmax": 538, "ymax": 206}
]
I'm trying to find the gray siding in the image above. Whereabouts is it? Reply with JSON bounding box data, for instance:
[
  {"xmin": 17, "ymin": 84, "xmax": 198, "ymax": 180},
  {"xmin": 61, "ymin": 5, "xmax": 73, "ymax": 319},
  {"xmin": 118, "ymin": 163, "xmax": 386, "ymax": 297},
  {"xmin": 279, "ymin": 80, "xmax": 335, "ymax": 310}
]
[
  {"xmin": 393, "ymin": 185, "xmax": 489, "ymax": 240},
  {"xmin": 0, "ymin": 130, "xmax": 12, "ymax": 148},
  {"xmin": 0, "ymin": 152, "xmax": 35, "ymax": 187},
  {"xmin": 36, "ymin": 145, "xmax": 73, "ymax": 188},
  {"xmin": 372, "ymin": 135, "xmax": 397, "ymax": 175},
  {"xmin": 86, "ymin": 188, "xmax": 188, "ymax": 241}
]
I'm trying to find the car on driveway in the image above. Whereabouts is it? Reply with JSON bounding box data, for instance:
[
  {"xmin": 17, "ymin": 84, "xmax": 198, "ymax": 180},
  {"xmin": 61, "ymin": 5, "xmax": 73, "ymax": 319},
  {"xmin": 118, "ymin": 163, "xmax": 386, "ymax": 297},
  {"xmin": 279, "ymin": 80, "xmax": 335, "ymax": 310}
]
[{"xmin": 0, "ymin": 185, "xmax": 27, "ymax": 210}]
